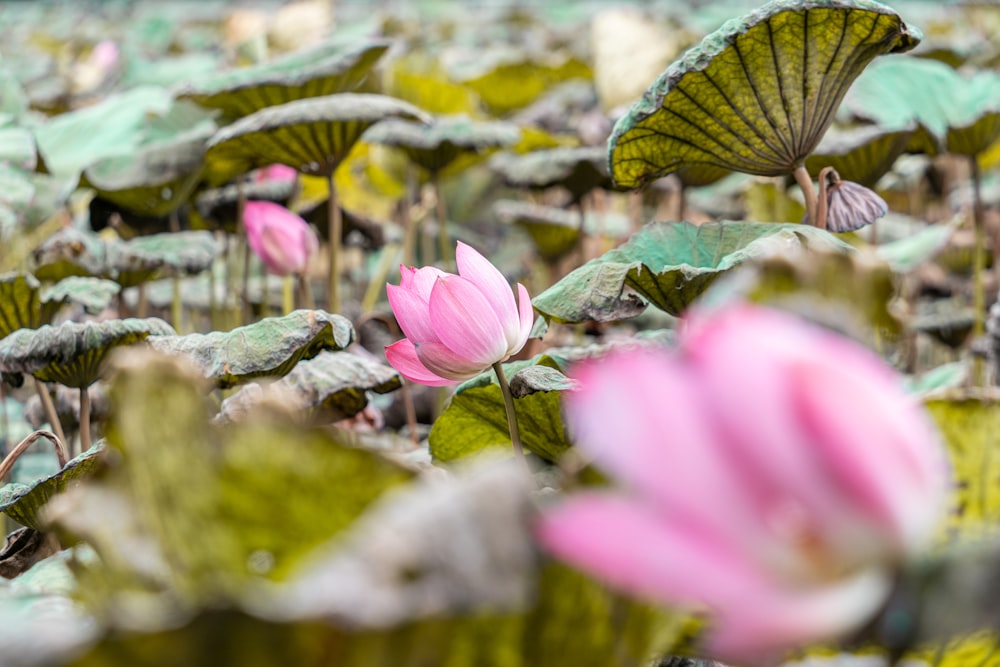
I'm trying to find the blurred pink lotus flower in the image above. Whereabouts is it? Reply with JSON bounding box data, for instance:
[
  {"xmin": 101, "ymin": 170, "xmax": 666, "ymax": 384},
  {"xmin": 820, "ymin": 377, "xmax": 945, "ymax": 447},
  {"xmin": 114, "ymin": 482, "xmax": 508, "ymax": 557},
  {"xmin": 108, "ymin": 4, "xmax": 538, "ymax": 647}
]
[
  {"xmin": 243, "ymin": 200, "xmax": 318, "ymax": 276},
  {"xmin": 536, "ymin": 304, "xmax": 950, "ymax": 666},
  {"xmin": 385, "ymin": 241, "xmax": 534, "ymax": 386},
  {"xmin": 253, "ymin": 164, "xmax": 298, "ymax": 184}
]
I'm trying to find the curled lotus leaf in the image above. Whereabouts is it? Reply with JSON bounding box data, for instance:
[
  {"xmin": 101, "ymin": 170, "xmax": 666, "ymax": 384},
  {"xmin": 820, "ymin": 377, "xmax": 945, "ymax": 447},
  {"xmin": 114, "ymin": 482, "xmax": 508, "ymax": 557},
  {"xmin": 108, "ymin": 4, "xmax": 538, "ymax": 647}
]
[
  {"xmin": 0, "ymin": 274, "xmax": 120, "ymax": 342},
  {"xmin": 0, "ymin": 317, "xmax": 175, "ymax": 388},
  {"xmin": 205, "ymin": 94, "xmax": 431, "ymax": 177},
  {"xmin": 532, "ymin": 221, "xmax": 853, "ymax": 323},
  {"xmin": 32, "ymin": 227, "xmax": 107, "ymax": 282},
  {"xmin": 491, "ymin": 146, "xmax": 612, "ymax": 202},
  {"xmin": 364, "ymin": 115, "xmax": 521, "ymax": 174},
  {"xmin": 147, "ymin": 310, "xmax": 354, "ymax": 389},
  {"xmin": 845, "ymin": 56, "xmax": 1000, "ymax": 157},
  {"xmin": 110, "ymin": 230, "xmax": 222, "ymax": 281},
  {"xmin": 608, "ymin": 0, "xmax": 921, "ymax": 188},
  {"xmin": 177, "ymin": 40, "xmax": 390, "ymax": 119},
  {"xmin": 0, "ymin": 443, "xmax": 104, "ymax": 530},
  {"xmin": 804, "ymin": 123, "xmax": 915, "ymax": 187},
  {"xmin": 39, "ymin": 276, "xmax": 121, "ymax": 317},
  {"xmin": 217, "ymin": 350, "xmax": 401, "ymax": 425}
]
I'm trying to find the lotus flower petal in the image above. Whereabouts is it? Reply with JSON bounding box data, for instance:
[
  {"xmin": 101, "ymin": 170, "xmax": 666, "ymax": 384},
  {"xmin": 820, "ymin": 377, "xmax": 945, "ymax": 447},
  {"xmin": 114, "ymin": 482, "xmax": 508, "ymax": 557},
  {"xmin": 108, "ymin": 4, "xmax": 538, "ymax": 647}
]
[{"xmin": 384, "ymin": 339, "xmax": 454, "ymax": 387}]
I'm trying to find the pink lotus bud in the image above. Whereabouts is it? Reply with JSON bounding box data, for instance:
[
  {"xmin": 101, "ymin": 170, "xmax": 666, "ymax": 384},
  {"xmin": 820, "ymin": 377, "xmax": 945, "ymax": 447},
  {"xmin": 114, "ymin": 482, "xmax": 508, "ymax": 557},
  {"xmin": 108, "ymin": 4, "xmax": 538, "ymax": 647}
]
[
  {"xmin": 243, "ymin": 200, "xmax": 318, "ymax": 276},
  {"xmin": 536, "ymin": 304, "xmax": 950, "ymax": 665},
  {"xmin": 253, "ymin": 164, "xmax": 298, "ymax": 184},
  {"xmin": 385, "ymin": 242, "xmax": 535, "ymax": 386},
  {"xmin": 89, "ymin": 40, "xmax": 120, "ymax": 71}
]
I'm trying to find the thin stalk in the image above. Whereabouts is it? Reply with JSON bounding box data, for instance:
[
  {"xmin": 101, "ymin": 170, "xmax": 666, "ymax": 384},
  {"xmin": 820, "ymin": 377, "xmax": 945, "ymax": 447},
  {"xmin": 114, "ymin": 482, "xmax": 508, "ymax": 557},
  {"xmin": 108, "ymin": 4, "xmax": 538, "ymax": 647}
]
[
  {"xmin": 297, "ymin": 273, "xmax": 315, "ymax": 310},
  {"xmin": 574, "ymin": 198, "xmax": 587, "ymax": 268},
  {"xmin": 238, "ymin": 180, "xmax": 251, "ymax": 325},
  {"xmin": 282, "ymin": 274, "xmax": 294, "ymax": 315},
  {"xmin": 78, "ymin": 387, "xmax": 91, "ymax": 455},
  {"xmin": 401, "ymin": 172, "xmax": 416, "ymax": 269},
  {"xmin": 137, "ymin": 282, "xmax": 148, "ymax": 318},
  {"xmin": 794, "ymin": 164, "xmax": 820, "ymax": 228},
  {"xmin": 434, "ymin": 172, "xmax": 451, "ymax": 270},
  {"xmin": 0, "ymin": 383, "xmax": 7, "ymax": 457},
  {"xmin": 327, "ymin": 173, "xmax": 342, "ymax": 313},
  {"xmin": 401, "ymin": 380, "xmax": 419, "ymax": 448},
  {"xmin": 676, "ymin": 182, "xmax": 686, "ymax": 221},
  {"xmin": 491, "ymin": 361, "xmax": 526, "ymax": 469},
  {"xmin": 171, "ymin": 274, "xmax": 183, "ymax": 333},
  {"xmin": 971, "ymin": 156, "xmax": 986, "ymax": 385},
  {"xmin": 362, "ymin": 242, "xmax": 401, "ymax": 315},
  {"xmin": 0, "ymin": 430, "xmax": 67, "ymax": 482},
  {"xmin": 34, "ymin": 378, "xmax": 65, "ymax": 446}
]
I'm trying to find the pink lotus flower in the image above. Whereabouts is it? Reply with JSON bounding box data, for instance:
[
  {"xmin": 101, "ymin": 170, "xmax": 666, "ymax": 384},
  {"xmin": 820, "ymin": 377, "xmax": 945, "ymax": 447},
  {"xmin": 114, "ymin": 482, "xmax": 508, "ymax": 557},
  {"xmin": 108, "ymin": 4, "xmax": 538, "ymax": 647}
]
[
  {"xmin": 536, "ymin": 304, "xmax": 950, "ymax": 666},
  {"xmin": 253, "ymin": 164, "xmax": 298, "ymax": 184},
  {"xmin": 243, "ymin": 200, "xmax": 318, "ymax": 276},
  {"xmin": 385, "ymin": 241, "xmax": 534, "ymax": 386}
]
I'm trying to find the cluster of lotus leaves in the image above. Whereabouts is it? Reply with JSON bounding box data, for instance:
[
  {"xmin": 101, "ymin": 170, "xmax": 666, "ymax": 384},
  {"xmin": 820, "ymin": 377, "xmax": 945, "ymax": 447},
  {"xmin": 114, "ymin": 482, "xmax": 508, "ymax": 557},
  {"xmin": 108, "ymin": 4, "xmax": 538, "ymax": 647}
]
[{"xmin": 607, "ymin": 0, "xmax": 922, "ymax": 188}]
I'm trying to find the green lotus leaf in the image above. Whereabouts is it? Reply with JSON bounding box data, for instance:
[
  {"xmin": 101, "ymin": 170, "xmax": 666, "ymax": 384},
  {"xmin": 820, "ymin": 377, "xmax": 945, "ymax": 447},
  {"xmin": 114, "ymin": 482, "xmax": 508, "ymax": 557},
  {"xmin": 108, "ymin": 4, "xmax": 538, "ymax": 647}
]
[
  {"xmin": 205, "ymin": 93, "xmax": 431, "ymax": 177},
  {"xmin": 111, "ymin": 231, "xmax": 222, "ymax": 284},
  {"xmin": 31, "ymin": 227, "xmax": 109, "ymax": 282},
  {"xmin": 675, "ymin": 163, "xmax": 732, "ymax": 188},
  {"xmin": 50, "ymin": 349, "xmax": 414, "ymax": 604},
  {"xmin": 845, "ymin": 56, "xmax": 1000, "ymax": 157},
  {"xmin": 0, "ymin": 444, "xmax": 104, "ymax": 530},
  {"xmin": 0, "ymin": 164, "xmax": 36, "ymax": 213},
  {"xmin": 608, "ymin": 0, "xmax": 921, "ymax": 188},
  {"xmin": 804, "ymin": 124, "xmax": 915, "ymax": 187},
  {"xmin": 147, "ymin": 310, "xmax": 353, "ymax": 389},
  {"xmin": 82, "ymin": 126, "xmax": 213, "ymax": 218},
  {"xmin": 876, "ymin": 220, "xmax": 956, "ymax": 272},
  {"xmin": 33, "ymin": 85, "xmax": 174, "ymax": 177},
  {"xmin": 0, "ymin": 126, "xmax": 37, "ymax": 171},
  {"xmin": 493, "ymin": 200, "xmax": 631, "ymax": 262},
  {"xmin": 904, "ymin": 361, "xmax": 968, "ymax": 396},
  {"xmin": 177, "ymin": 40, "xmax": 390, "ymax": 119},
  {"xmin": 364, "ymin": 115, "xmax": 520, "ymax": 175},
  {"xmin": 0, "ymin": 318, "xmax": 175, "ymax": 388},
  {"xmin": 491, "ymin": 146, "xmax": 612, "ymax": 202},
  {"xmin": 457, "ymin": 53, "xmax": 593, "ymax": 116},
  {"xmin": 0, "ymin": 273, "xmax": 54, "ymax": 338},
  {"xmin": 385, "ymin": 65, "xmax": 482, "ymax": 116},
  {"xmin": 217, "ymin": 350, "xmax": 401, "ymax": 425},
  {"xmin": 533, "ymin": 221, "xmax": 853, "ymax": 323}
]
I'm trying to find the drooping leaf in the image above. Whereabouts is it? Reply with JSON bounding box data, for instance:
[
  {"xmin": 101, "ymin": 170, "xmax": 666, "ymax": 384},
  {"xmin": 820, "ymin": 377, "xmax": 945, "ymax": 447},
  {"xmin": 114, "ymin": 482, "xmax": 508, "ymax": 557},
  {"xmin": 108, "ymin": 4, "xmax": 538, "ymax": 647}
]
[
  {"xmin": 177, "ymin": 40, "xmax": 390, "ymax": 119},
  {"xmin": 804, "ymin": 124, "xmax": 915, "ymax": 188},
  {"xmin": 147, "ymin": 310, "xmax": 353, "ymax": 389},
  {"xmin": 491, "ymin": 146, "xmax": 612, "ymax": 202},
  {"xmin": 845, "ymin": 56, "xmax": 1000, "ymax": 157},
  {"xmin": 876, "ymin": 220, "xmax": 956, "ymax": 272},
  {"xmin": 31, "ymin": 228, "xmax": 108, "ymax": 282},
  {"xmin": 608, "ymin": 0, "xmax": 921, "ymax": 188},
  {"xmin": 0, "ymin": 273, "xmax": 56, "ymax": 338},
  {"xmin": 205, "ymin": 93, "xmax": 431, "ymax": 177},
  {"xmin": 456, "ymin": 53, "xmax": 592, "ymax": 116},
  {"xmin": 385, "ymin": 65, "xmax": 482, "ymax": 116},
  {"xmin": 217, "ymin": 350, "xmax": 401, "ymax": 425},
  {"xmin": 364, "ymin": 115, "xmax": 520, "ymax": 175},
  {"xmin": 0, "ymin": 444, "xmax": 104, "ymax": 530},
  {"xmin": 0, "ymin": 318, "xmax": 175, "ymax": 388},
  {"xmin": 533, "ymin": 221, "xmax": 853, "ymax": 323}
]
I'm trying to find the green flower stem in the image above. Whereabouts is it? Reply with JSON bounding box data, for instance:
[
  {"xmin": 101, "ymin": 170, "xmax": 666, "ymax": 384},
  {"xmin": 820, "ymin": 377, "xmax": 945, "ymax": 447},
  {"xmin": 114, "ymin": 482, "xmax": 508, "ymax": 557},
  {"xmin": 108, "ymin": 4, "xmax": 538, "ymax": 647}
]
[
  {"xmin": 0, "ymin": 430, "xmax": 66, "ymax": 482},
  {"xmin": 282, "ymin": 274, "xmax": 295, "ymax": 315},
  {"xmin": 327, "ymin": 172, "xmax": 342, "ymax": 314},
  {"xmin": 795, "ymin": 164, "xmax": 820, "ymax": 228},
  {"xmin": 297, "ymin": 273, "xmax": 315, "ymax": 310},
  {"xmin": 238, "ymin": 180, "xmax": 252, "ymax": 325},
  {"xmin": 971, "ymin": 156, "xmax": 986, "ymax": 386},
  {"xmin": 434, "ymin": 172, "xmax": 451, "ymax": 270},
  {"xmin": 78, "ymin": 387, "xmax": 91, "ymax": 456},
  {"xmin": 34, "ymin": 378, "xmax": 65, "ymax": 447},
  {"xmin": 492, "ymin": 361, "xmax": 526, "ymax": 468}
]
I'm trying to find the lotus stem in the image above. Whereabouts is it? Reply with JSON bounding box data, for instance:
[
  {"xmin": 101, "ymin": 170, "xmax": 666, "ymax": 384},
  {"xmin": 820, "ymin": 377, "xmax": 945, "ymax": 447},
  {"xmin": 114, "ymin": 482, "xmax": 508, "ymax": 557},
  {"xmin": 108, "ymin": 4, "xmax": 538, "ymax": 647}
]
[
  {"xmin": 815, "ymin": 166, "xmax": 837, "ymax": 232},
  {"xmin": 434, "ymin": 172, "xmax": 451, "ymax": 270},
  {"xmin": 33, "ymin": 379, "xmax": 65, "ymax": 447},
  {"xmin": 401, "ymin": 170, "xmax": 416, "ymax": 269},
  {"xmin": 971, "ymin": 156, "xmax": 986, "ymax": 385},
  {"xmin": 78, "ymin": 387, "xmax": 91, "ymax": 456},
  {"xmin": 282, "ymin": 274, "xmax": 294, "ymax": 315},
  {"xmin": 676, "ymin": 181, "xmax": 687, "ymax": 221},
  {"xmin": 401, "ymin": 380, "xmax": 419, "ymax": 449},
  {"xmin": 238, "ymin": 179, "xmax": 251, "ymax": 325},
  {"xmin": 795, "ymin": 164, "xmax": 820, "ymax": 228},
  {"xmin": 136, "ymin": 282, "xmax": 148, "ymax": 318},
  {"xmin": 0, "ymin": 430, "xmax": 67, "ymax": 482},
  {"xmin": 492, "ymin": 361, "xmax": 527, "ymax": 470},
  {"xmin": 575, "ymin": 198, "xmax": 587, "ymax": 268},
  {"xmin": 327, "ymin": 172, "xmax": 342, "ymax": 314},
  {"xmin": 362, "ymin": 242, "xmax": 400, "ymax": 315},
  {"xmin": 297, "ymin": 273, "xmax": 315, "ymax": 310},
  {"xmin": 172, "ymin": 275, "xmax": 183, "ymax": 334}
]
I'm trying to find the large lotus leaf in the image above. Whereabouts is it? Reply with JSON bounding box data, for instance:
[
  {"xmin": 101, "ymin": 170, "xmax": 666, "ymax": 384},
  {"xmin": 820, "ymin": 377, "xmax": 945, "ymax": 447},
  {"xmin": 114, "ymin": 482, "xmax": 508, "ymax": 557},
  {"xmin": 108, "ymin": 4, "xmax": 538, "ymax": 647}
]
[
  {"xmin": 217, "ymin": 350, "xmax": 401, "ymax": 425},
  {"xmin": 608, "ymin": 0, "xmax": 921, "ymax": 188},
  {"xmin": 491, "ymin": 146, "xmax": 612, "ymax": 201},
  {"xmin": 205, "ymin": 94, "xmax": 431, "ymax": 177},
  {"xmin": 429, "ymin": 356, "xmax": 572, "ymax": 463},
  {"xmin": 493, "ymin": 200, "xmax": 632, "ymax": 262},
  {"xmin": 845, "ymin": 56, "xmax": 1000, "ymax": 157},
  {"xmin": 112, "ymin": 231, "xmax": 222, "ymax": 282},
  {"xmin": 147, "ymin": 310, "xmax": 353, "ymax": 389},
  {"xmin": 0, "ymin": 274, "xmax": 119, "ymax": 342},
  {"xmin": 49, "ymin": 348, "xmax": 414, "ymax": 608},
  {"xmin": 925, "ymin": 390, "xmax": 1000, "ymax": 541},
  {"xmin": 0, "ymin": 444, "xmax": 104, "ymax": 530},
  {"xmin": 40, "ymin": 277, "xmax": 121, "ymax": 317},
  {"xmin": 177, "ymin": 40, "xmax": 390, "ymax": 119},
  {"xmin": 457, "ymin": 54, "xmax": 593, "ymax": 116},
  {"xmin": 804, "ymin": 124, "xmax": 915, "ymax": 187},
  {"xmin": 364, "ymin": 115, "xmax": 520, "ymax": 174},
  {"xmin": 82, "ymin": 126, "xmax": 213, "ymax": 218},
  {"xmin": 31, "ymin": 227, "xmax": 108, "ymax": 282},
  {"xmin": 0, "ymin": 318, "xmax": 175, "ymax": 388},
  {"xmin": 0, "ymin": 127, "xmax": 37, "ymax": 171},
  {"xmin": 533, "ymin": 221, "xmax": 853, "ymax": 323},
  {"xmin": 384, "ymin": 65, "xmax": 482, "ymax": 116},
  {"xmin": 876, "ymin": 220, "xmax": 956, "ymax": 272},
  {"xmin": 33, "ymin": 86, "xmax": 174, "ymax": 177}
]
